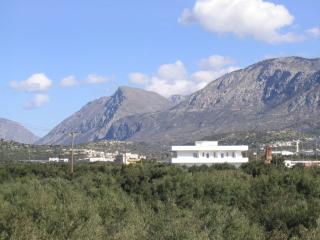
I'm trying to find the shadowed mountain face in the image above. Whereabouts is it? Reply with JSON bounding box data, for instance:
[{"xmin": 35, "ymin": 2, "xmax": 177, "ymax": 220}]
[
  {"xmin": 39, "ymin": 57, "xmax": 320, "ymax": 145},
  {"xmin": 0, "ymin": 118, "xmax": 39, "ymax": 144},
  {"xmin": 37, "ymin": 86, "xmax": 171, "ymax": 145}
]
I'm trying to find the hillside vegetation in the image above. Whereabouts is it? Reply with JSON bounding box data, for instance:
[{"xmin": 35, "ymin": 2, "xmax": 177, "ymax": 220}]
[{"xmin": 0, "ymin": 162, "xmax": 320, "ymax": 239}]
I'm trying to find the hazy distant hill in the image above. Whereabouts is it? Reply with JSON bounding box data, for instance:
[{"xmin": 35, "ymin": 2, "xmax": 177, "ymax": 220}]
[
  {"xmin": 38, "ymin": 86, "xmax": 171, "ymax": 145},
  {"xmin": 0, "ymin": 118, "xmax": 38, "ymax": 144},
  {"xmin": 106, "ymin": 57, "xmax": 320, "ymax": 143},
  {"xmin": 38, "ymin": 57, "xmax": 320, "ymax": 145}
]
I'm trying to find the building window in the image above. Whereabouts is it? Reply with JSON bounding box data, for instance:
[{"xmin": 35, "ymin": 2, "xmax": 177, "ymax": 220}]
[
  {"xmin": 206, "ymin": 153, "xmax": 209, "ymax": 158},
  {"xmin": 221, "ymin": 153, "xmax": 224, "ymax": 158},
  {"xmin": 213, "ymin": 152, "xmax": 217, "ymax": 158},
  {"xmin": 226, "ymin": 152, "xmax": 229, "ymax": 157},
  {"xmin": 232, "ymin": 152, "xmax": 236, "ymax": 158},
  {"xmin": 202, "ymin": 152, "xmax": 205, "ymax": 157},
  {"xmin": 193, "ymin": 153, "xmax": 198, "ymax": 158}
]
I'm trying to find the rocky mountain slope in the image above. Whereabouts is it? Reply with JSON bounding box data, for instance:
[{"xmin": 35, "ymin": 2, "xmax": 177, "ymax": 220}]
[
  {"xmin": 38, "ymin": 57, "xmax": 320, "ymax": 145},
  {"xmin": 38, "ymin": 86, "xmax": 171, "ymax": 145},
  {"xmin": 106, "ymin": 57, "xmax": 320, "ymax": 144},
  {"xmin": 168, "ymin": 95, "xmax": 187, "ymax": 106},
  {"xmin": 0, "ymin": 118, "xmax": 38, "ymax": 144}
]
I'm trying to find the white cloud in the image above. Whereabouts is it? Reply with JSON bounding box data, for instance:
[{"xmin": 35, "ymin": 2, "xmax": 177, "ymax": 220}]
[
  {"xmin": 85, "ymin": 74, "xmax": 111, "ymax": 84},
  {"xmin": 191, "ymin": 66, "xmax": 240, "ymax": 89},
  {"xmin": 179, "ymin": 0, "xmax": 304, "ymax": 43},
  {"xmin": 306, "ymin": 27, "xmax": 320, "ymax": 38},
  {"xmin": 147, "ymin": 78, "xmax": 193, "ymax": 97},
  {"xmin": 129, "ymin": 55, "xmax": 239, "ymax": 97},
  {"xmin": 128, "ymin": 72, "xmax": 150, "ymax": 84},
  {"xmin": 25, "ymin": 94, "xmax": 49, "ymax": 109},
  {"xmin": 10, "ymin": 73, "xmax": 52, "ymax": 92},
  {"xmin": 156, "ymin": 60, "xmax": 188, "ymax": 80},
  {"xmin": 146, "ymin": 61, "xmax": 192, "ymax": 97},
  {"xmin": 59, "ymin": 75, "xmax": 79, "ymax": 87},
  {"xmin": 59, "ymin": 74, "xmax": 113, "ymax": 87},
  {"xmin": 199, "ymin": 55, "xmax": 234, "ymax": 70}
]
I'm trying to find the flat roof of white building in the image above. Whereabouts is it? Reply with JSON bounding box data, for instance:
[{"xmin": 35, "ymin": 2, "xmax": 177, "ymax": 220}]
[
  {"xmin": 195, "ymin": 141, "xmax": 218, "ymax": 146},
  {"xmin": 172, "ymin": 141, "xmax": 248, "ymax": 151}
]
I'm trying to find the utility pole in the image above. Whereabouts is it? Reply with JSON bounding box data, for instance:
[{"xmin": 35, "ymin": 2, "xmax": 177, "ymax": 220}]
[
  {"xmin": 316, "ymin": 138, "xmax": 318, "ymax": 161},
  {"xmin": 69, "ymin": 132, "xmax": 78, "ymax": 174},
  {"xmin": 28, "ymin": 147, "xmax": 31, "ymax": 161}
]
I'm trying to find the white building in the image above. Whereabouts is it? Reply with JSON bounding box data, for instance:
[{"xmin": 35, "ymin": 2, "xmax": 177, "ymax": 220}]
[
  {"xmin": 171, "ymin": 141, "xmax": 249, "ymax": 167},
  {"xmin": 49, "ymin": 157, "xmax": 69, "ymax": 163},
  {"xmin": 272, "ymin": 150, "xmax": 295, "ymax": 156},
  {"xmin": 284, "ymin": 160, "xmax": 320, "ymax": 168},
  {"xmin": 81, "ymin": 149, "xmax": 118, "ymax": 162},
  {"xmin": 116, "ymin": 153, "xmax": 146, "ymax": 165}
]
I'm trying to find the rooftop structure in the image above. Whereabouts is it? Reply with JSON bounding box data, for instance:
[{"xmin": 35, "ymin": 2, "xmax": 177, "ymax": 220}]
[{"xmin": 171, "ymin": 141, "xmax": 249, "ymax": 167}]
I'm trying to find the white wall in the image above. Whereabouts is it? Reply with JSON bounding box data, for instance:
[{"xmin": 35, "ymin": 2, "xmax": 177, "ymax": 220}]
[
  {"xmin": 177, "ymin": 151, "xmax": 243, "ymax": 159},
  {"xmin": 173, "ymin": 150, "xmax": 248, "ymax": 165}
]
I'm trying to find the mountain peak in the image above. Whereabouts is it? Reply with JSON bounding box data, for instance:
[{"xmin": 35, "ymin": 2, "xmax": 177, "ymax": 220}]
[
  {"xmin": 0, "ymin": 118, "xmax": 39, "ymax": 144},
  {"xmin": 38, "ymin": 87, "xmax": 171, "ymax": 145},
  {"xmin": 116, "ymin": 86, "xmax": 160, "ymax": 96}
]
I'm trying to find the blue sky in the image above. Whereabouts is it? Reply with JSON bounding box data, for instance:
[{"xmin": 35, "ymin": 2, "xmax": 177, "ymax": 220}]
[{"xmin": 0, "ymin": 0, "xmax": 319, "ymax": 136}]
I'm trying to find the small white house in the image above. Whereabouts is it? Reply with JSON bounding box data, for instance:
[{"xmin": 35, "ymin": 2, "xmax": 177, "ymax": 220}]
[
  {"xmin": 115, "ymin": 153, "xmax": 145, "ymax": 165},
  {"xmin": 86, "ymin": 157, "xmax": 115, "ymax": 163},
  {"xmin": 48, "ymin": 157, "xmax": 69, "ymax": 163},
  {"xmin": 284, "ymin": 160, "xmax": 320, "ymax": 168},
  {"xmin": 272, "ymin": 150, "xmax": 295, "ymax": 156},
  {"xmin": 171, "ymin": 141, "xmax": 249, "ymax": 167}
]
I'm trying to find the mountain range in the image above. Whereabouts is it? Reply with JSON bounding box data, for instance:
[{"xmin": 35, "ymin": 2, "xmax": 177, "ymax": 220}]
[
  {"xmin": 0, "ymin": 118, "xmax": 38, "ymax": 144},
  {"xmin": 38, "ymin": 57, "xmax": 320, "ymax": 145}
]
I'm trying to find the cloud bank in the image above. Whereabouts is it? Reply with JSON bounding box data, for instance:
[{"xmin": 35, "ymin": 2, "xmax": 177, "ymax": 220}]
[{"xmin": 129, "ymin": 55, "xmax": 239, "ymax": 97}]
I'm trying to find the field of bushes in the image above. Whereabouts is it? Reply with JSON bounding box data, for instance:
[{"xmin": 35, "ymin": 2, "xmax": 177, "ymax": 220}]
[{"xmin": 0, "ymin": 162, "xmax": 320, "ymax": 239}]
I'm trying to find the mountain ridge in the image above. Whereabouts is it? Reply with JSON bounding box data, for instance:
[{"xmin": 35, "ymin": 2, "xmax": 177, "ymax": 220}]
[
  {"xmin": 38, "ymin": 57, "xmax": 320, "ymax": 145},
  {"xmin": 105, "ymin": 57, "xmax": 320, "ymax": 144}
]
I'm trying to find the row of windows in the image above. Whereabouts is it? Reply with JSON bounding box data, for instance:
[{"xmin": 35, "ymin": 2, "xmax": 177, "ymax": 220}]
[{"xmin": 193, "ymin": 152, "xmax": 236, "ymax": 158}]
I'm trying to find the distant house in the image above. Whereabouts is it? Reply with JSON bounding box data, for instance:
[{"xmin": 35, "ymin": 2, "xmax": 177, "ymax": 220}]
[
  {"xmin": 284, "ymin": 160, "xmax": 320, "ymax": 168},
  {"xmin": 49, "ymin": 157, "xmax": 68, "ymax": 163},
  {"xmin": 171, "ymin": 141, "xmax": 249, "ymax": 167},
  {"xmin": 81, "ymin": 149, "xmax": 118, "ymax": 162},
  {"xmin": 86, "ymin": 157, "xmax": 115, "ymax": 163},
  {"xmin": 115, "ymin": 153, "xmax": 145, "ymax": 165},
  {"xmin": 272, "ymin": 150, "xmax": 295, "ymax": 156}
]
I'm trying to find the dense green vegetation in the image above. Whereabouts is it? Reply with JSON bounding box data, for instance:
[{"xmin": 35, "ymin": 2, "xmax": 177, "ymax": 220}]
[{"xmin": 0, "ymin": 162, "xmax": 320, "ymax": 239}]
